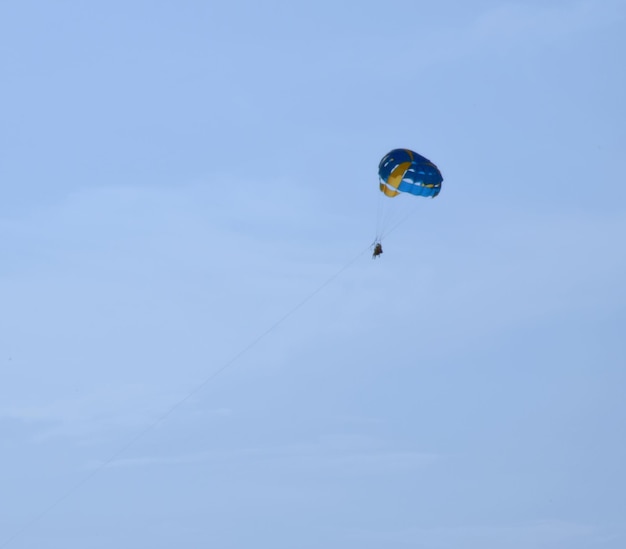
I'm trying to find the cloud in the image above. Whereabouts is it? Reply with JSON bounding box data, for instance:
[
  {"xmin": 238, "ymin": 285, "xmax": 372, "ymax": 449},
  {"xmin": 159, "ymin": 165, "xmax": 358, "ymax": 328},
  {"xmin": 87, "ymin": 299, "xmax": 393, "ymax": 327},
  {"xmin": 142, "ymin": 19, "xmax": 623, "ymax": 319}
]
[
  {"xmin": 346, "ymin": 519, "xmax": 597, "ymax": 548},
  {"xmin": 0, "ymin": 384, "xmax": 232, "ymax": 443},
  {"xmin": 411, "ymin": 1, "xmax": 623, "ymax": 67},
  {"xmin": 89, "ymin": 434, "xmax": 439, "ymax": 475},
  {"xmin": 470, "ymin": 1, "xmax": 614, "ymax": 48}
]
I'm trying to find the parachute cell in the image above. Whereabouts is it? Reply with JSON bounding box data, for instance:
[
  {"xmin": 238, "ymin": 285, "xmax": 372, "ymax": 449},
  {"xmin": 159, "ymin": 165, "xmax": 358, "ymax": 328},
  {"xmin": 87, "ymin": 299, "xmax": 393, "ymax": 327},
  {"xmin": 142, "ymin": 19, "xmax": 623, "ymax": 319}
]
[{"xmin": 378, "ymin": 149, "xmax": 443, "ymax": 199}]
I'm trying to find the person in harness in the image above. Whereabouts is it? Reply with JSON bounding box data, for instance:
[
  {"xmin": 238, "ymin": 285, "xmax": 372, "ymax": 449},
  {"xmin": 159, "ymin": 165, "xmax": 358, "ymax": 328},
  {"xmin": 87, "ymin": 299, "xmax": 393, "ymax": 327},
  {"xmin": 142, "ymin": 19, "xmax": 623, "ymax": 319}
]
[{"xmin": 372, "ymin": 242, "xmax": 383, "ymax": 259}]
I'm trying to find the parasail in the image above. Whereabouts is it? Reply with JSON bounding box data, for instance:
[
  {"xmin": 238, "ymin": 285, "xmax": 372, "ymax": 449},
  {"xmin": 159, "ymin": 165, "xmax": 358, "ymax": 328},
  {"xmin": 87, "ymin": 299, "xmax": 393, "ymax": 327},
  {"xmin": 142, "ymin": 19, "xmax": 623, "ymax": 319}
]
[{"xmin": 378, "ymin": 148, "xmax": 443, "ymax": 198}]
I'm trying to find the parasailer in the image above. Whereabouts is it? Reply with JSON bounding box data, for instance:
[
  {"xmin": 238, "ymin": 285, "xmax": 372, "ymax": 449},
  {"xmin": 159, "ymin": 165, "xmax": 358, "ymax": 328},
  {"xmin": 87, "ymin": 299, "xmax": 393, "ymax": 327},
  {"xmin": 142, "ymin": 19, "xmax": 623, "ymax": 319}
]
[{"xmin": 374, "ymin": 148, "xmax": 443, "ymax": 256}]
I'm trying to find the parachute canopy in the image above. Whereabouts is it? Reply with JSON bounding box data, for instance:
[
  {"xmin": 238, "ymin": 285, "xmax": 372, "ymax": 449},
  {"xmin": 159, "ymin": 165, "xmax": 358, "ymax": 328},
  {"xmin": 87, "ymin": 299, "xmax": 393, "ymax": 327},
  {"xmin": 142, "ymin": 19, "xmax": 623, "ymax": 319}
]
[{"xmin": 378, "ymin": 149, "xmax": 443, "ymax": 198}]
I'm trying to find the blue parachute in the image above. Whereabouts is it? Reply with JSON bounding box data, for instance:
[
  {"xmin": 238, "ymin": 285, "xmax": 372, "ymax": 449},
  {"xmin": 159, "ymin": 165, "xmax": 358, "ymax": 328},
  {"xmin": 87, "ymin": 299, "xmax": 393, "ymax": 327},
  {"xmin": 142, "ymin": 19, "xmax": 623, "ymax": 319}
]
[{"xmin": 378, "ymin": 149, "xmax": 443, "ymax": 199}]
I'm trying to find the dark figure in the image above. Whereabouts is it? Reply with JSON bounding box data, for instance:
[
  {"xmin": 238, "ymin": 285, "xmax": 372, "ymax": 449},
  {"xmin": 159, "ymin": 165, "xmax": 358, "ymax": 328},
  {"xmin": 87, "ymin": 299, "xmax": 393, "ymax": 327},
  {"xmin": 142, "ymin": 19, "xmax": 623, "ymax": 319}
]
[{"xmin": 372, "ymin": 242, "xmax": 383, "ymax": 259}]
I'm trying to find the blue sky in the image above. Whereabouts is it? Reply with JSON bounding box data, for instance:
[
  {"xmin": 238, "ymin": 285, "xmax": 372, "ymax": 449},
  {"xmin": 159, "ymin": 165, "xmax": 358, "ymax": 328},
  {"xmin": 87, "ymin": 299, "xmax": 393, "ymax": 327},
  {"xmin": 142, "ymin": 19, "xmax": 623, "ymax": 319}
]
[{"xmin": 1, "ymin": 1, "xmax": 625, "ymax": 548}]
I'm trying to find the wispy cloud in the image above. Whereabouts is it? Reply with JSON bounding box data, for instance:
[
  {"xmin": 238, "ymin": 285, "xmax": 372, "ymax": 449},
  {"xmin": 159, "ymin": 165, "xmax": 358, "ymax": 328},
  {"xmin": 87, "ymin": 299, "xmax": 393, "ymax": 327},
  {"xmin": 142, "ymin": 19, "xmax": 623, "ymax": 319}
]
[
  {"xmin": 0, "ymin": 384, "xmax": 232, "ymax": 443},
  {"xmin": 346, "ymin": 519, "xmax": 598, "ymax": 548},
  {"xmin": 89, "ymin": 434, "xmax": 439, "ymax": 475},
  {"xmin": 410, "ymin": 1, "xmax": 623, "ymax": 67},
  {"xmin": 469, "ymin": 1, "xmax": 617, "ymax": 49}
]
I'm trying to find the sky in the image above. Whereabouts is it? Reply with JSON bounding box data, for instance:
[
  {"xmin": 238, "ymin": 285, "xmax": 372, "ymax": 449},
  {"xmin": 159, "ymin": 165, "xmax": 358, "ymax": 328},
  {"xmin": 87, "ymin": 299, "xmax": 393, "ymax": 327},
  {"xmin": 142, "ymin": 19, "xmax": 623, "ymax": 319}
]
[{"xmin": 1, "ymin": 0, "xmax": 625, "ymax": 547}]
